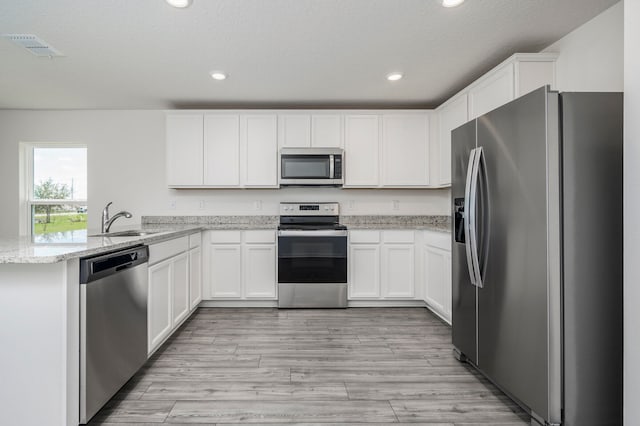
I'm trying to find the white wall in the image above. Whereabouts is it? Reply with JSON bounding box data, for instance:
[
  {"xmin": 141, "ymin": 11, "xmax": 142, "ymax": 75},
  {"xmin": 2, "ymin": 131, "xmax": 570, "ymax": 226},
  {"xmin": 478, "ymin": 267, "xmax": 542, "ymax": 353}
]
[
  {"xmin": 0, "ymin": 110, "xmax": 449, "ymax": 236},
  {"xmin": 624, "ymin": 0, "xmax": 639, "ymax": 423},
  {"xmin": 543, "ymin": 1, "xmax": 623, "ymax": 92}
]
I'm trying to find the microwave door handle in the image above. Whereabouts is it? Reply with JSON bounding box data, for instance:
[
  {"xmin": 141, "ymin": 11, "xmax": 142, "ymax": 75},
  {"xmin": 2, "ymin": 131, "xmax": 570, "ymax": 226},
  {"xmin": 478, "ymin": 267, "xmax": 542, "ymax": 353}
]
[{"xmin": 329, "ymin": 154, "xmax": 335, "ymax": 179}]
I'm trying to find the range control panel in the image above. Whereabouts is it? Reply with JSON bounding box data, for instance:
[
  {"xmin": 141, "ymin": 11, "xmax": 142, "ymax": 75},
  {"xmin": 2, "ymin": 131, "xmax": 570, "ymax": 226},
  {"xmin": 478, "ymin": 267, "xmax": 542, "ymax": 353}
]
[{"xmin": 279, "ymin": 202, "xmax": 340, "ymax": 216}]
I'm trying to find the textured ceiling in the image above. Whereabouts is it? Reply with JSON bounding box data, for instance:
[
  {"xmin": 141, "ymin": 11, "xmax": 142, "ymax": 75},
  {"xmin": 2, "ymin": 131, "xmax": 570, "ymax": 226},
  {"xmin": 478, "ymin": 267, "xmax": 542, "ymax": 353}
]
[{"xmin": 0, "ymin": 0, "xmax": 620, "ymax": 109}]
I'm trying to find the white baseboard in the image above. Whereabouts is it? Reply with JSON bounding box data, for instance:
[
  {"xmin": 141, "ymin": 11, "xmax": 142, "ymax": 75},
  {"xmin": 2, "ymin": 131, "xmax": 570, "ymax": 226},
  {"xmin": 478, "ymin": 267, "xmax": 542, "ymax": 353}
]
[
  {"xmin": 200, "ymin": 300, "xmax": 278, "ymax": 308},
  {"xmin": 347, "ymin": 300, "xmax": 426, "ymax": 307},
  {"xmin": 199, "ymin": 299, "xmax": 428, "ymax": 308}
]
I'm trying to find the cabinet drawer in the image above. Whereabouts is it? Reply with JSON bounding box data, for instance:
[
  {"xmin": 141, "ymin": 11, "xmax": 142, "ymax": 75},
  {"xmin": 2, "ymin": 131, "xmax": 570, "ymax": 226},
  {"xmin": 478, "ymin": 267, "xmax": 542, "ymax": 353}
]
[
  {"xmin": 209, "ymin": 230, "xmax": 242, "ymax": 244},
  {"xmin": 382, "ymin": 230, "xmax": 415, "ymax": 244},
  {"xmin": 149, "ymin": 236, "xmax": 189, "ymax": 265},
  {"xmin": 244, "ymin": 230, "xmax": 276, "ymax": 244},
  {"xmin": 189, "ymin": 232, "xmax": 202, "ymax": 248},
  {"xmin": 349, "ymin": 230, "xmax": 380, "ymax": 244},
  {"xmin": 424, "ymin": 230, "xmax": 451, "ymax": 251}
]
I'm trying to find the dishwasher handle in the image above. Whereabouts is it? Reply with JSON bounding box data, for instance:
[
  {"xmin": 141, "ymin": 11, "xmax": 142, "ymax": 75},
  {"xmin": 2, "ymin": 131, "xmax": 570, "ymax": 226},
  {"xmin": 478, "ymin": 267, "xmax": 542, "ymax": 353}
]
[{"xmin": 80, "ymin": 245, "xmax": 149, "ymax": 284}]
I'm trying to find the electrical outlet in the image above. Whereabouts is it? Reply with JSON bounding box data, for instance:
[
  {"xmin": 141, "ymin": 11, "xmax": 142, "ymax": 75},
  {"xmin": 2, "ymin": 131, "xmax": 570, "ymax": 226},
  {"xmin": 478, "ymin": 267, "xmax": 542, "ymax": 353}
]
[
  {"xmin": 393, "ymin": 200, "xmax": 400, "ymax": 211},
  {"xmin": 348, "ymin": 200, "xmax": 355, "ymax": 210},
  {"xmin": 169, "ymin": 200, "xmax": 176, "ymax": 210},
  {"xmin": 199, "ymin": 200, "xmax": 206, "ymax": 210},
  {"xmin": 254, "ymin": 200, "xmax": 262, "ymax": 211}
]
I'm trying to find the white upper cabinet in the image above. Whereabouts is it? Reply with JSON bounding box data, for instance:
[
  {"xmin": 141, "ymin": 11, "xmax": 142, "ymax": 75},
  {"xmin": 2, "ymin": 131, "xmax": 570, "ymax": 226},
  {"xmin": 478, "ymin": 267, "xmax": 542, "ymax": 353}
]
[
  {"xmin": 311, "ymin": 114, "xmax": 342, "ymax": 148},
  {"xmin": 381, "ymin": 113, "xmax": 430, "ymax": 186},
  {"xmin": 278, "ymin": 115, "xmax": 311, "ymax": 148},
  {"xmin": 436, "ymin": 94, "xmax": 468, "ymax": 186},
  {"xmin": 166, "ymin": 114, "xmax": 203, "ymax": 186},
  {"xmin": 468, "ymin": 63, "xmax": 515, "ymax": 120},
  {"xmin": 204, "ymin": 114, "xmax": 240, "ymax": 186},
  {"xmin": 468, "ymin": 53, "xmax": 557, "ymax": 120},
  {"xmin": 278, "ymin": 113, "xmax": 343, "ymax": 148},
  {"xmin": 515, "ymin": 58, "xmax": 557, "ymax": 98},
  {"xmin": 433, "ymin": 53, "xmax": 557, "ymax": 187},
  {"xmin": 344, "ymin": 115, "xmax": 380, "ymax": 187},
  {"xmin": 243, "ymin": 115, "xmax": 278, "ymax": 187}
]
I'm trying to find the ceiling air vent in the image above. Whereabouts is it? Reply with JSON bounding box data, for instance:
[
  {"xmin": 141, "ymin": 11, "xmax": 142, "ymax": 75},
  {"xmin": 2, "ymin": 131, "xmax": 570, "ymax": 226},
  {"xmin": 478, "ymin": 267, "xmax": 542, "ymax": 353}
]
[{"xmin": 2, "ymin": 34, "xmax": 63, "ymax": 57}]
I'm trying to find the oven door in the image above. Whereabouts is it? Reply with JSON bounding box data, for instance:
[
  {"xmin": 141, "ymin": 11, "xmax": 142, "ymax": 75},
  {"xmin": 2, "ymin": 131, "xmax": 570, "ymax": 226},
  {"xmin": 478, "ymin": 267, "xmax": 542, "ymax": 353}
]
[{"xmin": 277, "ymin": 230, "xmax": 347, "ymax": 283}]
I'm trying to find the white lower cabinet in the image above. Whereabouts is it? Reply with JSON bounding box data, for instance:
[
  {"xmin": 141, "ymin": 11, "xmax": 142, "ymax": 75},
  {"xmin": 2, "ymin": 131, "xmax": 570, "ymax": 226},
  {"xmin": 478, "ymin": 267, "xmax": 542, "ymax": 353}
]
[
  {"xmin": 148, "ymin": 258, "xmax": 173, "ymax": 353},
  {"xmin": 206, "ymin": 230, "xmax": 277, "ymax": 300},
  {"xmin": 148, "ymin": 233, "xmax": 202, "ymax": 355},
  {"xmin": 423, "ymin": 231, "xmax": 452, "ymax": 323},
  {"xmin": 171, "ymin": 252, "xmax": 190, "ymax": 326},
  {"xmin": 349, "ymin": 244, "xmax": 381, "ymax": 298},
  {"xmin": 382, "ymin": 244, "xmax": 415, "ymax": 298},
  {"xmin": 349, "ymin": 230, "xmax": 416, "ymax": 300},
  {"xmin": 189, "ymin": 246, "xmax": 202, "ymax": 310},
  {"xmin": 244, "ymin": 244, "xmax": 277, "ymax": 298},
  {"xmin": 209, "ymin": 244, "xmax": 242, "ymax": 298}
]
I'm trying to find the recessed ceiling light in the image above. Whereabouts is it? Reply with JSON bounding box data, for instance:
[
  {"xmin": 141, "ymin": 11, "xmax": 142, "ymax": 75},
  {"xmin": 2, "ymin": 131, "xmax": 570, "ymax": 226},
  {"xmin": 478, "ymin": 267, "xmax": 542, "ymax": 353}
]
[
  {"xmin": 387, "ymin": 72, "xmax": 403, "ymax": 81},
  {"xmin": 442, "ymin": 0, "xmax": 465, "ymax": 7},
  {"xmin": 210, "ymin": 71, "xmax": 227, "ymax": 81},
  {"xmin": 166, "ymin": 0, "xmax": 192, "ymax": 8}
]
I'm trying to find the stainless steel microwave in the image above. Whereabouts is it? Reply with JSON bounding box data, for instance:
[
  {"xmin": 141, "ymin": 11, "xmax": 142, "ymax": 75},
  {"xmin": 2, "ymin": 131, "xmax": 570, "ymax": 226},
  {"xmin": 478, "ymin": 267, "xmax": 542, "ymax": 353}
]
[{"xmin": 279, "ymin": 148, "xmax": 344, "ymax": 186}]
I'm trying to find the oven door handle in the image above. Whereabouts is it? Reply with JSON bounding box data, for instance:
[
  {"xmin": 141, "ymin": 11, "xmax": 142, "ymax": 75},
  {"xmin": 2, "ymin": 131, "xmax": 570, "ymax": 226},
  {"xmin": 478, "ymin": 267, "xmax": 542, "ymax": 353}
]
[{"xmin": 278, "ymin": 230, "xmax": 348, "ymax": 237}]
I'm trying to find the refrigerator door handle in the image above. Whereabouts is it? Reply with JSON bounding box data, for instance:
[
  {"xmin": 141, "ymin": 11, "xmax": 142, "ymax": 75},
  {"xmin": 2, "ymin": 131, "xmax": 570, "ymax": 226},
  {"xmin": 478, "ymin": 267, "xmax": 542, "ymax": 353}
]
[
  {"xmin": 468, "ymin": 147, "xmax": 484, "ymax": 288},
  {"xmin": 464, "ymin": 148, "xmax": 478, "ymax": 286}
]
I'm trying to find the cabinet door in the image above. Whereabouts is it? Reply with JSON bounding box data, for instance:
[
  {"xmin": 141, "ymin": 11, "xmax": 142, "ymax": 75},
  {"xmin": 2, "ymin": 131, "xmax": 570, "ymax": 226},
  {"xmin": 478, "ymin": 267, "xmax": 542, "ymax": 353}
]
[
  {"xmin": 515, "ymin": 60, "xmax": 556, "ymax": 97},
  {"xmin": 243, "ymin": 244, "xmax": 276, "ymax": 298},
  {"xmin": 204, "ymin": 115, "xmax": 240, "ymax": 186},
  {"xmin": 344, "ymin": 115, "xmax": 379, "ymax": 187},
  {"xmin": 172, "ymin": 252, "xmax": 190, "ymax": 327},
  {"xmin": 443, "ymin": 251, "xmax": 452, "ymax": 321},
  {"xmin": 243, "ymin": 115, "xmax": 278, "ymax": 187},
  {"xmin": 208, "ymin": 244, "xmax": 242, "ymax": 298},
  {"xmin": 381, "ymin": 244, "xmax": 415, "ymax": 298},
  {"xmin": 189, "ymin": 247, "xmax": 202, "ymax": 311},
  {"xmin": 437, "ymin": 95, "xmax": 468, "ymax": 186},
  {"xmin": 166, "ymin": 114, "xmax": 203, "ymax": 186},
  {"xmin": 349, "ymin": 244, "xmax": 380, "ymax": 298},
  {"xmin": 468, "ymin": 63, "xmax": 514, "ymax": 119},
  {"xmin": 278, "ymin": 115, "xmax": 311, "ymax": 148},
  {"xmin": 311, "ymin": 115, "xmax": 342, "ymax": 148},
  {"xmin": 424, "ymin": 245, "xmax": 447, "ymax": 316},
  {"xmin": 381, "ymin": 114, "xmax": 430, "ymax": 186},
  {"xmin": 148, "ymin": 259, "xmax": 172, "ymax": 354}
]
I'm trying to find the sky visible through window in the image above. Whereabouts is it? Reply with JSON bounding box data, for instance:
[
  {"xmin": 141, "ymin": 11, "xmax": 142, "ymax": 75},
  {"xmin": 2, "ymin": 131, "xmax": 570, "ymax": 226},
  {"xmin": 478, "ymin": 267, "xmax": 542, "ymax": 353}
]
[{"xmin": 33, "ymin": 147, "xmax": 87, "ymax": 200}]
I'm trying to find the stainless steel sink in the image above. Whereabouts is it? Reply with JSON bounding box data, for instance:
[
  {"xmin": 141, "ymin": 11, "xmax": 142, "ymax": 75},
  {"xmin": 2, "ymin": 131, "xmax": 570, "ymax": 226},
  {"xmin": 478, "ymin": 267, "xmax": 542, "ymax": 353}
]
[{"xmin": 89, "ymin": 230, "xmax": 158, "ymax": 237}]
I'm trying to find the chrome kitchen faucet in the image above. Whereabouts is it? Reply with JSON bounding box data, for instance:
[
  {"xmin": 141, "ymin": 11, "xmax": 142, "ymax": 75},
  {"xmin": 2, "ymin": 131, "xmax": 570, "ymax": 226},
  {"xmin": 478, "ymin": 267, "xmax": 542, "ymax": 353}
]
[{"xmin": 101, "ymin": 201, "xmax": 132, "ymax": 233}]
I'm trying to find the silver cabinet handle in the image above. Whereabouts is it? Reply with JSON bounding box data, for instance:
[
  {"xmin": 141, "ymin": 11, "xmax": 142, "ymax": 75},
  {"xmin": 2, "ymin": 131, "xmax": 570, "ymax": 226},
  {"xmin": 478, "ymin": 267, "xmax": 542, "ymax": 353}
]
[
  {"xmin": 469, "ymin": 147, "xmax": 484, "ymax": 288},
  {"xmin": 464, "ymin": 148, "xmax": 478, "ymax": 286}
]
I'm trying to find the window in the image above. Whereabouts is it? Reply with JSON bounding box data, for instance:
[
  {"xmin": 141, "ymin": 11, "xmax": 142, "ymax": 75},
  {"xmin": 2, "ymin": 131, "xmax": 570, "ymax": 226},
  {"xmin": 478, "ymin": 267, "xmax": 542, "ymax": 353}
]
[{"xmin": 20, "ymin": 143, "xmax": 87, "ymax": 240}]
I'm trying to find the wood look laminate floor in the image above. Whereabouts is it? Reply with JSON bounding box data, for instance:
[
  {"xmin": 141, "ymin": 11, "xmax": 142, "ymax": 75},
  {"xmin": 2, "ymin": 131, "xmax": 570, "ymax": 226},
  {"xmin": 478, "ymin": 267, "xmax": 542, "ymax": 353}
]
[{"xmin": 89, "ymin": 308, "xmax": 529, "ymax": 425}]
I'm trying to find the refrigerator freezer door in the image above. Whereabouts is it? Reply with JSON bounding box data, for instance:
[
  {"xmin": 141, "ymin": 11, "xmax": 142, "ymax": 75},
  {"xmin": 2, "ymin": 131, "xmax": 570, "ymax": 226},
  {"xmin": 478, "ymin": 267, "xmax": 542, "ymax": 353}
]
[
  {"xmin": 451, "ymin": 120, "xmax": 478, "ymax": 364},
  {"xmin": 476, "ymin": 87, "xmax": 561, "ymax": 423}
]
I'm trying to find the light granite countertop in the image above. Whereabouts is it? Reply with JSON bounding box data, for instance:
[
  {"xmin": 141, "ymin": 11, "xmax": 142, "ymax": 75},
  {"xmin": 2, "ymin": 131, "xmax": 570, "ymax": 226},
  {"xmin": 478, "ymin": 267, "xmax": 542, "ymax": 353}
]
[
  {"xmin": 0, "ymin": 226, "xmax": 203, "ymax": 264},
  {"xmin": 0, "ymin": 215, "xmax": 450, "ymax": 264}
]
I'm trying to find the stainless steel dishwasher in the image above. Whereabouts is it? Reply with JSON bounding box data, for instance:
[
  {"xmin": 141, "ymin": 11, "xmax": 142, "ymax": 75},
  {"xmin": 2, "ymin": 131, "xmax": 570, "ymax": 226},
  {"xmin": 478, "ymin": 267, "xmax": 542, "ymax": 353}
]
[{"xmin": 79, "ymin": 245, "xmax": 149, "ymax": 424}]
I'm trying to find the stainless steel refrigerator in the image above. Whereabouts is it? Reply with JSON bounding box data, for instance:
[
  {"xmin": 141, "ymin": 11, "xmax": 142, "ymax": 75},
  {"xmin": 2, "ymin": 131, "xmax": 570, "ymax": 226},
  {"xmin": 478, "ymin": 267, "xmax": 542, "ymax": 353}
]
[{"xmin": 451, "ymin": 86, "xmax": 622, "ymax": 426}]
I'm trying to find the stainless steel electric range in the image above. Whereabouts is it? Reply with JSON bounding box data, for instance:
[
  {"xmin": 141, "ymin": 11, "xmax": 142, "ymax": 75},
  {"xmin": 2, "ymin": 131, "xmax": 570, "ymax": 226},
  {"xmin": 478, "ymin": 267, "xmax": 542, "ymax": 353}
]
[{"xmin": 277, "ymin": 202, "xmax": 347, "ymax": 308}]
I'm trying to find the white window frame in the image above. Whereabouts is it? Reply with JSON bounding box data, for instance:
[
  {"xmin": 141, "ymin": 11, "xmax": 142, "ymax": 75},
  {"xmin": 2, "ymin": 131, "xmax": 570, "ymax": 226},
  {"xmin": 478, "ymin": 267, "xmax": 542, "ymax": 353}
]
[{"xmin": 19, "ymin": 142, "xmax": 88, "ymax": 236}]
